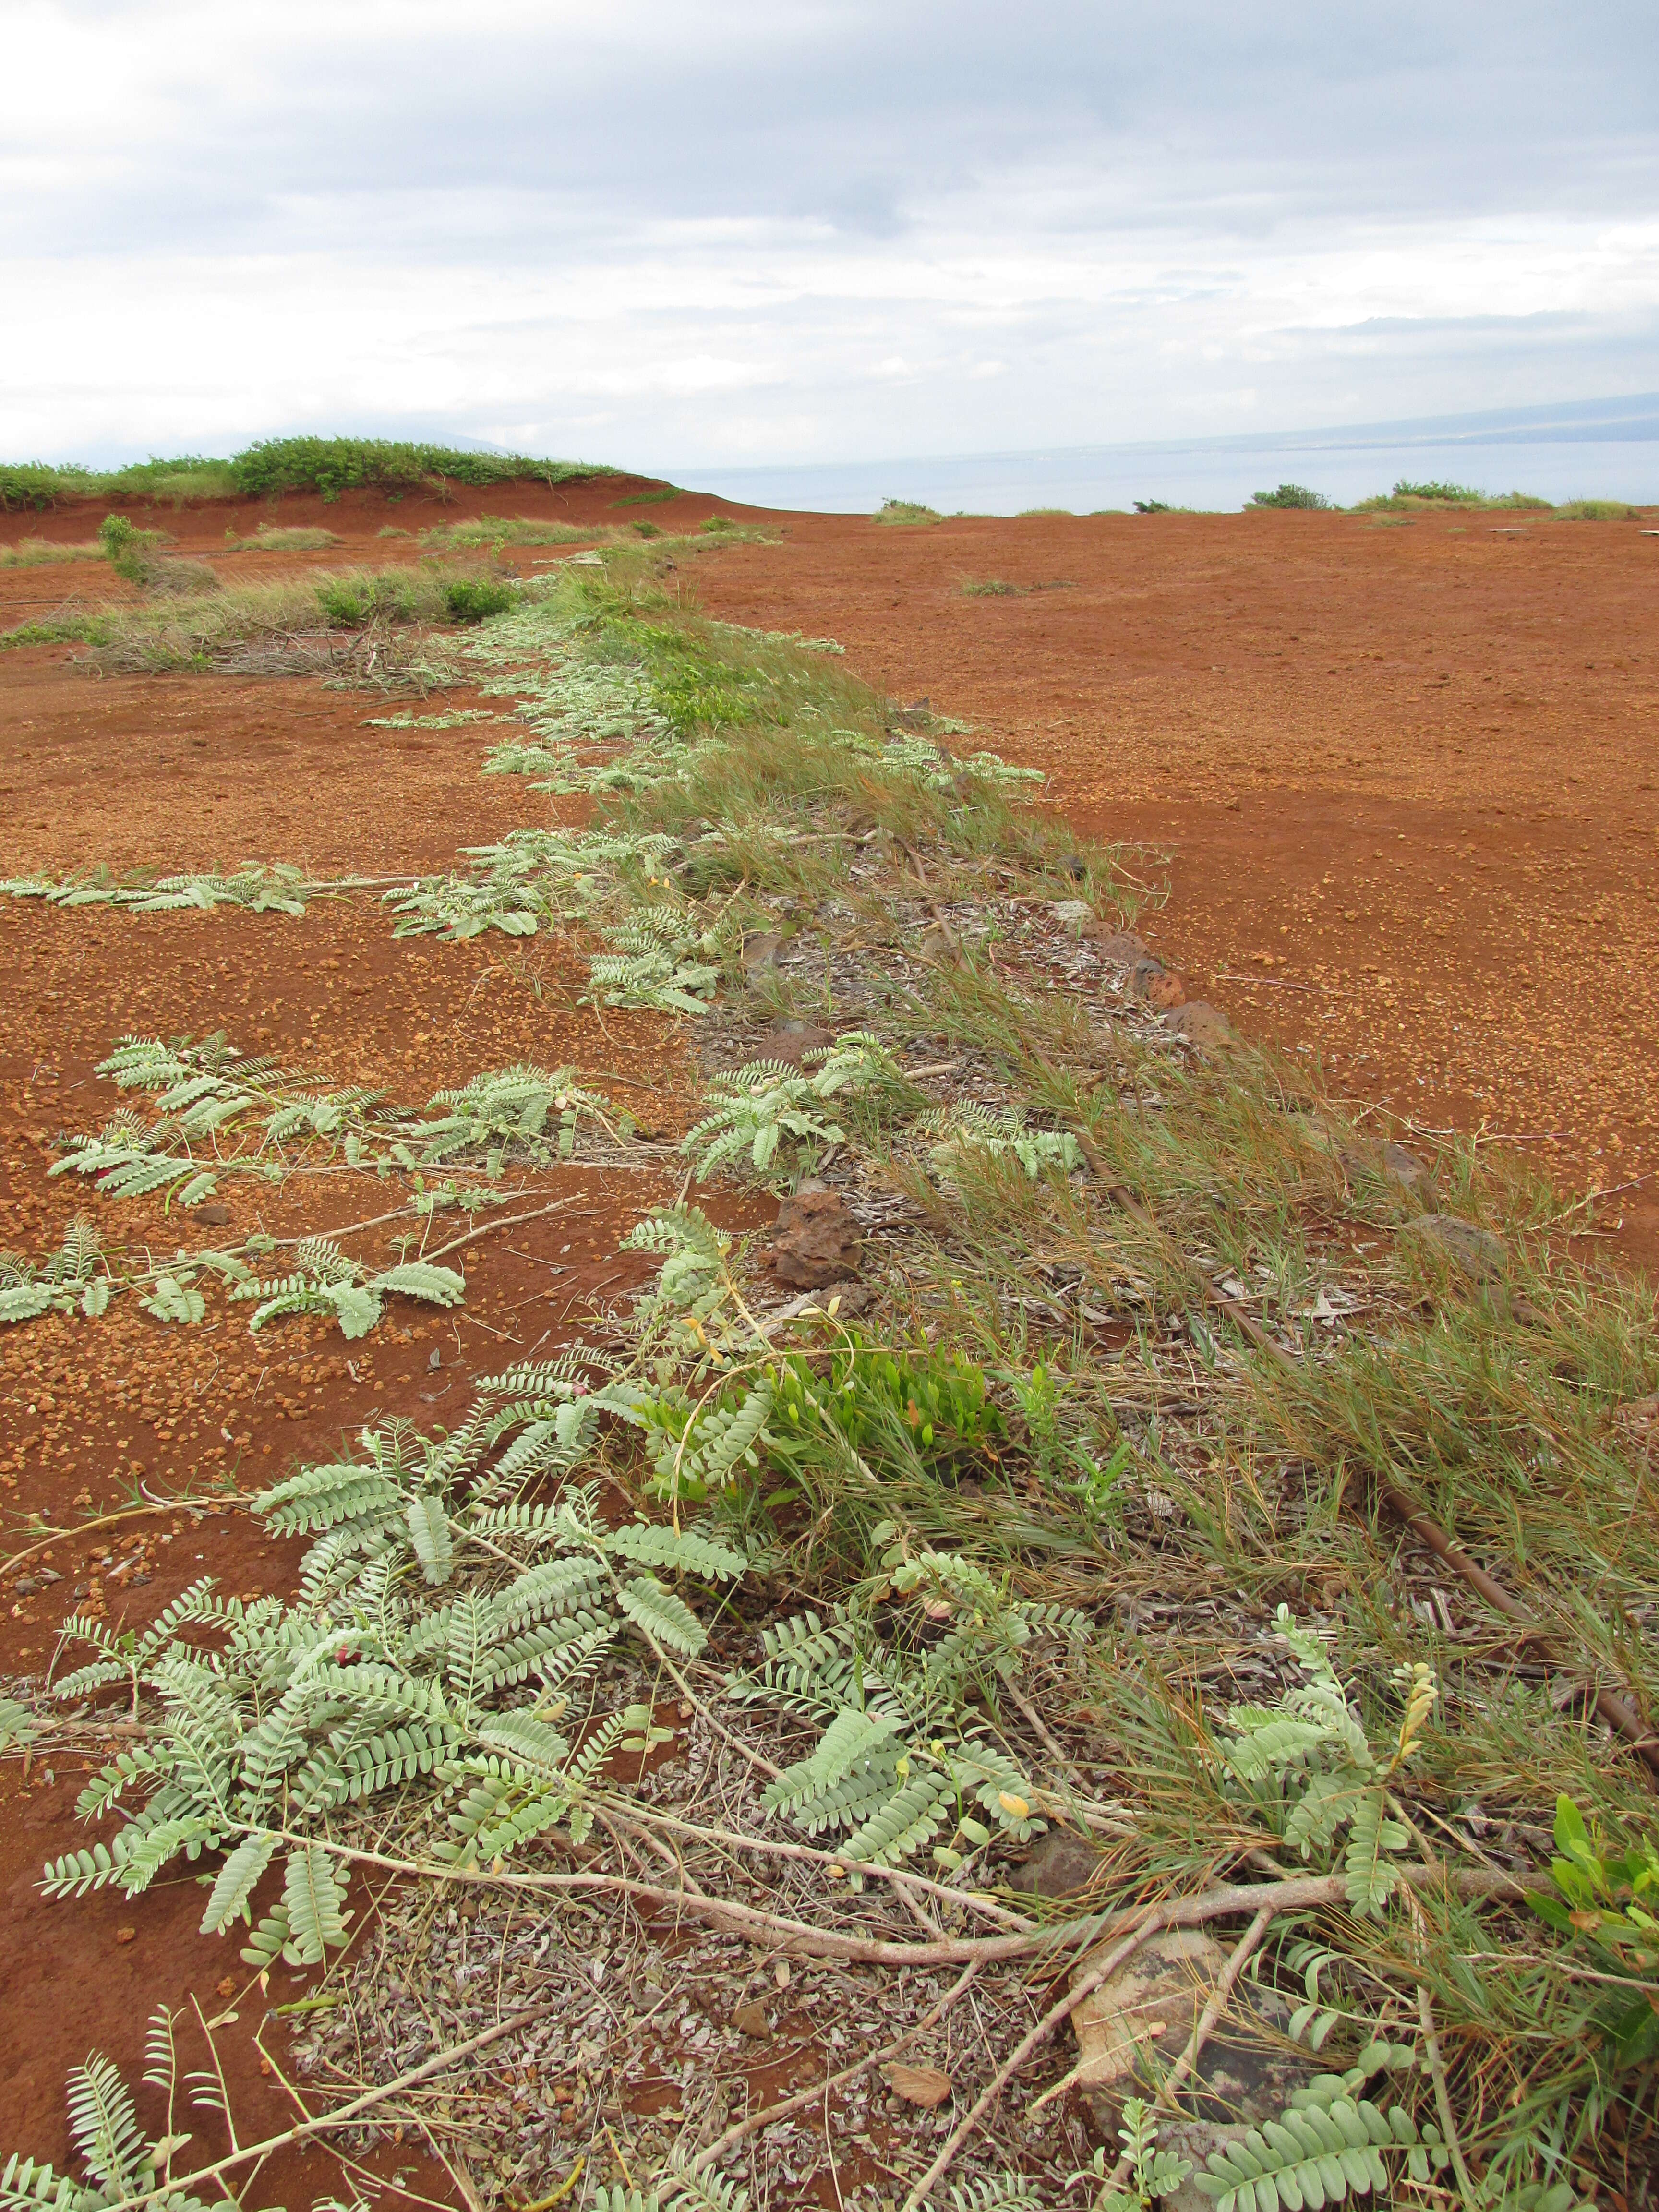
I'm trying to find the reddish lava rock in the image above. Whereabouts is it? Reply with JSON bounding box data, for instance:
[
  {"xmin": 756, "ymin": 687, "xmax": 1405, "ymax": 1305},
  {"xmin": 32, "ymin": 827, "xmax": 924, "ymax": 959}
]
[{"xmin": 771, "ymin": 1188, "xmax": 863, "ymax": 1287}]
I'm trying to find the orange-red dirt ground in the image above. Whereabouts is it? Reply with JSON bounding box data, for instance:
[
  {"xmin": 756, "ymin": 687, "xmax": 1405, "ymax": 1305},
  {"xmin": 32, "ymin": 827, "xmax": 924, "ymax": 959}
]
[{"xmin": 1, "ymin": 471, "xmax": 1654, "ymax": 2194}]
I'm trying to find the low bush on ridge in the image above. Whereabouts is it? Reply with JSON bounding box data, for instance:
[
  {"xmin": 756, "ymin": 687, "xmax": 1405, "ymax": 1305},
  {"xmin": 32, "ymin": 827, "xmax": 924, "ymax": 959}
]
[{"xmin": 0, "ymin": 437, "xmax": 617, "ymax": 511}]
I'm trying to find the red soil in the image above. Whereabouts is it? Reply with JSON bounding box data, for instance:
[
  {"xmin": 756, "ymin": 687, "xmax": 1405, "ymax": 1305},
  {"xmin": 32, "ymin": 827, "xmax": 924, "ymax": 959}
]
[
  {"xmin": 1, "ymin": 471, "xmax": 1652, "ymax": 2190},
  {"xmin": 686, "ymin": 505, "xmax": 1659, "ymax": 1271}
]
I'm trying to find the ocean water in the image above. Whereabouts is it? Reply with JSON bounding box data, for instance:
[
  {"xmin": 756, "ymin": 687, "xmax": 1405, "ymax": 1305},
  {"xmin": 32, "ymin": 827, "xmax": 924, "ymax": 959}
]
[{"xmin": 673, "ymin": 399, "xmax": 1659, "ymax": 517}]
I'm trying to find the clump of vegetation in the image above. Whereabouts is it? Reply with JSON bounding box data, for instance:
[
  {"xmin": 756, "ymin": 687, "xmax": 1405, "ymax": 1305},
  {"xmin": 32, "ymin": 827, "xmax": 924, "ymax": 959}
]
[
  {"xmin": 1, "ymin": 560, "xmax": 517, "ymax": 670},
  {"xmin": 0, "ymin": 456, "xmax": 242, "ymax": 509},
  {"xmin": 0, "ymin": 440, "xmax": 611, "ymax": 511},
  {"xmin": 421, "ymin": 515, "xmax": 604, "ymax": 551},
  {"xmin": 97, "ymin": 512, "xmax": 218, "ymax": 597},
  {"xmin": 0, "ymin": 535, "xmax": 102, "ymax": 568},
  {"xmin": 1557, "ymin": 498, "xmax": 1642, "ymax": 520},
  {"xmin": 1133, "ymin": 498, "xmax": 1172, "ymax": 513},
  {"xmin": 441, "ymin": 577, "xmax": 517, "ymax": 624},
  {"xmin": 96, "ymin": 511, "xmax": 166, "ymax": 580},
  {"xmin": 231, "ymin": 437, "xmax": 609, "ymax": 502},
  {"xmin": 874, "ymin": 498, "xmax": 943, "ymax": 525},
  {"xmin": 1393, "ymin": 478, "xmax": 1484, "ymax": 503},
  {"xmin": 1249, "ymin": 483, "xmax": 1332, "ymax": 509},
  {"xmin": 225, "ymin": 523, "xmax": 339, "ymax": 551},
  {"xmin": 962, "ymin": 577, "xmax": 1021, "ymax": 596}
]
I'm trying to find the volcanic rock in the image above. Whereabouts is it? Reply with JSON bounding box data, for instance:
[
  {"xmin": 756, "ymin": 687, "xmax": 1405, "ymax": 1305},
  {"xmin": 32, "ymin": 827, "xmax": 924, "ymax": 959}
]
[{"xmin": 771, "ymin": 1188, "xmax": 864, "ymax": 1288}]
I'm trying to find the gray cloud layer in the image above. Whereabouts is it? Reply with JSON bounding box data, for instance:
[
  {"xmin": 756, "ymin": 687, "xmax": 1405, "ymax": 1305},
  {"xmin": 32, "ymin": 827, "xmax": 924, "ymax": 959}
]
[{"xmin": 6, "ymin": 0, "xmax": 1657, "ymax": 464}]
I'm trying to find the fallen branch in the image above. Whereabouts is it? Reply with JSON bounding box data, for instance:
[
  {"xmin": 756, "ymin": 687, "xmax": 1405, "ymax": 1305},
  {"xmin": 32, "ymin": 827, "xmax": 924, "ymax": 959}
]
[
  {"xmin": 262, "ymin": 1828, "xmax": 1533, "ymax": 1971},
  {"xmin": 602, "ymin": 1799, "xmax": 1035, "ymax": 1930}
]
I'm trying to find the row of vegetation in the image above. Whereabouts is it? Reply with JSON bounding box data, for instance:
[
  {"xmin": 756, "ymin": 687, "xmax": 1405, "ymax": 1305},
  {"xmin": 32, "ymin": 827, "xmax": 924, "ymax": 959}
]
[
  {"xmin": 0, "ymin": 436, "xmax": 620, "ymax": 511},
  {"xmin": 878, "ymin": 487, "xmax": 1652, "ymax": 522}
]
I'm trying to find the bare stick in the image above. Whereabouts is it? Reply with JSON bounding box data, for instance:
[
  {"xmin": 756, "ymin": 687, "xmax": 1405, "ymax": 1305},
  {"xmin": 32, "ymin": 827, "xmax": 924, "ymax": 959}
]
[
  {"xmin": 601, "ymin": 1799, "xmax": 1035, "ymax": 1930},
  {"xmin": 899, "ymin": 1915, "xmax": 1164, "ymax": 2212},
  {"xmin": 90, "ymin": 1999, "xmax": 560, "ymax": 2212},
  {"xmin": 1417, "ymin": 1978, "xmax": 1478, "ymax": 2212}
]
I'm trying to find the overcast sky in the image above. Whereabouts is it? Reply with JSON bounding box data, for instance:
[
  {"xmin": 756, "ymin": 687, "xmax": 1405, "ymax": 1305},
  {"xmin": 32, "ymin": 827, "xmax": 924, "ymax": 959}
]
[{"xmin": 6, "ymin": 0, "xmax": 1657, "ymax": 469}]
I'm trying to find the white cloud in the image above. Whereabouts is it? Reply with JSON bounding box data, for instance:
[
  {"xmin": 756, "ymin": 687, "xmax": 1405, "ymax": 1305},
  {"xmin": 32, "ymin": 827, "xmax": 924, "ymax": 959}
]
[{"xmin": 4, "ymin": 0, "xmax": 1658, "ymax": 466}]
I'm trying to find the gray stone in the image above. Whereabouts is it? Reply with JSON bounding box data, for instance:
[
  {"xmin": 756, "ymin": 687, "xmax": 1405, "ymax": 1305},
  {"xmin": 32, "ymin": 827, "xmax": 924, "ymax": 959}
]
[
  {"xmin": 1162, "ymin": 1001, "xmax": 1233, "ymax": 1048},
  {"xmin": 1382, "ymin": 1142, "xmax": 1436, "ymax": 1204},
  {"xmin": 1067, "ymin": 1930, "xmax": 1313, "ymax": 2210},
  {"xmin": 1406, "ymin": 1214, "xmax": 1508, "ymax": 1280},
  {"xmin": 1006, "ymin": 1829, "xmax": 1106, "ymax": 1899},
  {"xmin": 1050, "ymin": 899, "xmax": 1095, "ymax": 928}
]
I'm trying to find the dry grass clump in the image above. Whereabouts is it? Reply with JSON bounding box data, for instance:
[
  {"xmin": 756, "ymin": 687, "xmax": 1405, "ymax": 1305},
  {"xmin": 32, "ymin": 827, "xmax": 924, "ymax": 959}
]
[
  {"xmin": 226, "ymin": 523, "xmax": 341, "ymax": 551},
  {"xmin": 0, "ymin": 536, "xmax": 103, "ymax": 568}
]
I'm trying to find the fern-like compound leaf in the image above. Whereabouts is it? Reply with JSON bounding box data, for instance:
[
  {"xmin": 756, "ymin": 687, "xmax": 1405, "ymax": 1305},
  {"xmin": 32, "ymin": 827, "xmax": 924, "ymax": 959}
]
[
  {"xmin": 405, "ymin": 1492, "xmax": 455, "ymax": 1586},
  {"xmin": 603, "ymin": 1523, "xmax": 748, "ymax": 1579},
  {"xmin": 616, "ymin": 1574, "xmax": 707, "ymax": 1658},
  {"xmin": 281, "ymin": 1843, "xmax": 349, "ymax": 1965},
  {"xmin": 65, "ymin": 2053, "xmax": 148, "ymax": 2193},
  {"xmin": 200, "ymin": 1830, "xmax": 278, "ymax": 1935}
]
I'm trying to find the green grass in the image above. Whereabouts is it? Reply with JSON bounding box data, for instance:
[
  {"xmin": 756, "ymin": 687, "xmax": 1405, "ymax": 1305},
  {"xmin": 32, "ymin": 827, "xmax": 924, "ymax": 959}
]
[
  {"xmin": 874, "ymin": 498, "xmax": 942, "ymax": 525},
  {"xmin": 0, "ymin": 560, "xmax": 517, "ymax": 671},
  {"xmin": 1015, "ymin": 506, "xmax": 1073, "ymax": 517},
  {"xmin": 961, "ymin": 577, "xmax": 1020, "ymax": 597}
]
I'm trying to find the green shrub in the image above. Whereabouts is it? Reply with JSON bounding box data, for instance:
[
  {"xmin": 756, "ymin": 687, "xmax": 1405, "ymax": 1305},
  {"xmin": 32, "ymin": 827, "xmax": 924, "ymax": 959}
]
[
  {"xmin": 1133, "ymin": 499, "xmax": 1172, "ymax": 514},
  {"xmin": 97, "ymin": 512, "xmax": 165, "ymax": 582},
  {"xmin": 1249, "ymin": 483, "xmax": 1331, "ymax": 510},
  {"xmin": 232, "ymin": 437, "xmax": 605, "ymax": 502},
  {"xmin": 962, "ymin": 578, "xmax": 1020, "ymax": 597},
  {"xmin": 441, "ymin": 577, "xmax": 516, "ymax": 624},
  {"xmin": 0, "ymin": 613, "xmax": 112, "ymax": 651},
  {"xmin": 1392, "ymin": 478, "xmax": 1483, "ymax": 502},
  {"xmin": 1557, "ymin": 498, "xmax": 1641, "ymax": 520},
  {"xmin": 315, "ymin": 570, "xmax": 438, "ymax": 627},
  {"xmin": 874, "ymin": 499, "xmax": 942, "ymax": 525},
  {"xmin": 0, "ymin": 461, "xmax": 92, "ymax": 510}
]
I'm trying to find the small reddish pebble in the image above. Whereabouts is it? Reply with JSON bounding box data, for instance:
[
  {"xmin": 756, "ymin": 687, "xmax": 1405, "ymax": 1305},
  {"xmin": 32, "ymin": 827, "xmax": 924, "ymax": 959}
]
[
  {"xmin": 115, "ymin": 1926, "xmax": 136, "ymax": 1945},
  {"xmin": 216, "ymin": 1976, "xmax": 235, "ymax": 1998}
]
